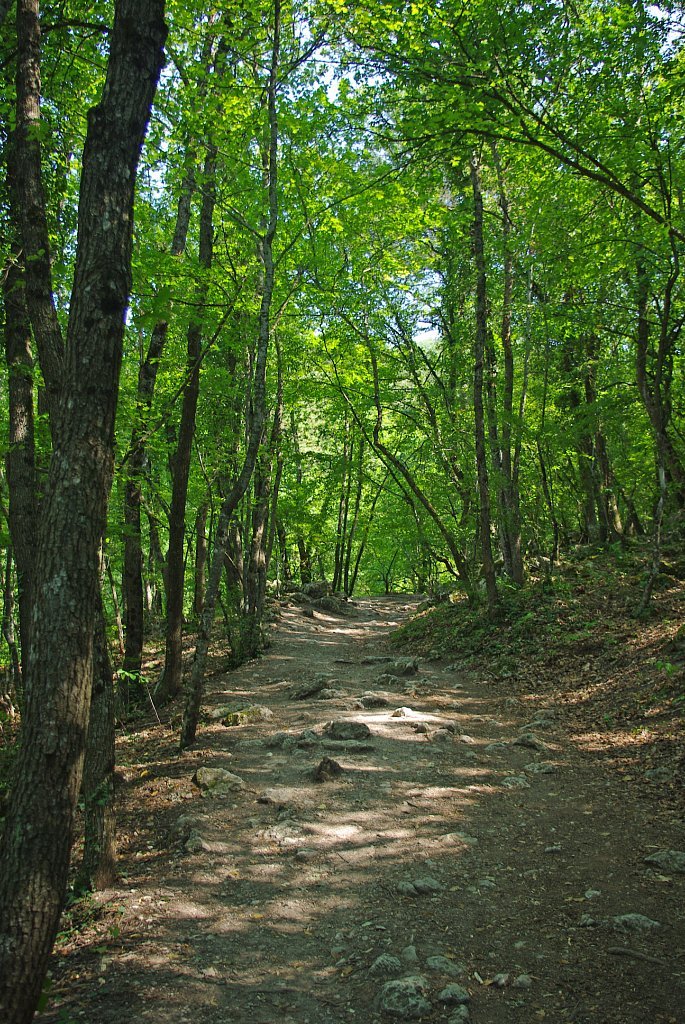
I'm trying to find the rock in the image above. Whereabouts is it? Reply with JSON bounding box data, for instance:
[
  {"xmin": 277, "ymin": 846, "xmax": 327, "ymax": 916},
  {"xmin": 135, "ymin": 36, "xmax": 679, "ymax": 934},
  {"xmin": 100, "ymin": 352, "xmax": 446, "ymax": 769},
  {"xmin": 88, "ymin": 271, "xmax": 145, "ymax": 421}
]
[
  {"xmin": 401, "ymin": 945, "xmax": 419, "ymax": 964},
  {"xmin": 297, "ymin": 729, "xmax": 320, "ymax": 748},
  {"xmin": 185, "ymin": 830, "xmax": 209, "ymax": 853},
  {"xmin": 388, "ymin": 659, "xmax": 419, "ymax": 677},
  {"xmin": 294, "ymin": 848, "xmax": 318, "ymax": 863},
  {"xmin": 397, "ymin": 881, "xmax": 418, "ymax": 896},
  {"xmin": 448, "ymin": 1009, "xmax": 470, "ymax": 1024},
  {"xmin": 258, "ymin": 787, "xmax": 315, "ymax": 810},
  {"xmin": 413, "ymin": 722, "xmax": 429, "ymax": 734},
  {"xmin": 644, "ymin": 849, "xmax": 685, "ymax": 874},
  {"xmin": 376, "ymin": 976, "xmax": 432, "ymax": 1018},
  {"xmin": 360, "ymin": 692, "xmax": 391, "ymax": 708},
  {"xmin": 485, "ymin": 742, "xmax": 509, "ymax": 753},
  {"xmin": 502, "ymin": 776, "xmax": 530, "ymax": 789},
  {"xmin": 579, "ymin": 914, "xmax": 598, "ymax": 927},
  {"xmin": 302, "ymin": 607, "xmax": 315, "ymax": 618},
  {"xmin": 545, "ymin": 844, "xmax": 562, "ymax": 854},
  {"xmin": 265, "ymin": 731, "xmax": 291, "ymax": 749},
  {"xmin": 222, "ymin": 704, "xmax": 273, "ymax": 727},
  {"xmin": 492, "ymin": 973, "xmax": 509, "ymax": 988},
  {"xmin": 426, "ymin": 956, "xmax": 465, "ymax": 978},
  {"xmin": 441, "ymin": 831, "xmax": 478, "ymax": 846},
  {"xmin": 412, "ymin": 876, "xmax": 444, "ymax": 895},
  {"xmin": 584, "ymin": 889, "xmax": 601, "ymax": 900},
  {"xmin": 315, "ymin": 596, "xmax": 348, "ymax": 614},
  {"xmin": 301, "ymin": 581, "xmax": 332, "ymax": 598},
  {"xmin": 432, "ymin": 730, "xmax": 453, "ymax": 743},
  {"xmin": 523, "ymin": 718, "xmax": 554, "ymax": 730},
  {"xmin": 376, "ymin": 673, "xmax": 403, "ymax": 688},
  {"xmin": 391, "ymin": 707, "xmax": 414, "ymax": 718},
  {"xmin": 290, "ymin": 678, "xmax": 330, "ymax": 700},
  {"xmin": 312, "ymin": 756, "xmax": 344, "ymax": 782},
  {"xmin": 611, "ymin": 913, "xmax": 661, "ymax": 932},
  {"xmin": 524, "ymin": 762, "xmax": 556, "ymax": 774},
  {"xmin": 315, "ymin": 688, "xmax": 340, "ymax": 700},
  {"xmin": 192, "ymin": 767, "xmax": 245, "ymax": 796},
  {"xmin": 324, "ymin": 720, "xmax": 372, "ymax": 741},
  {"xmin": 370, "ymin": 954, "xmax": 403, "ymax": 976},
  {"xmin": 460, "ymin": 735, "xmax": 477, "ymax": 745},
  {"xmin": 513, "ymin": 974, "xmax": 533, "ymax": 989},
  {"xmin": 437, "ymin": 984, "xmax": 470, "ymax": 1005},
  {"xmin": 513, "ymin": 733, "xmax": 547, "ymax": 751},
  {"xmin": 361, "ymin": 656, "xmax": 393, "ymax": 665}
]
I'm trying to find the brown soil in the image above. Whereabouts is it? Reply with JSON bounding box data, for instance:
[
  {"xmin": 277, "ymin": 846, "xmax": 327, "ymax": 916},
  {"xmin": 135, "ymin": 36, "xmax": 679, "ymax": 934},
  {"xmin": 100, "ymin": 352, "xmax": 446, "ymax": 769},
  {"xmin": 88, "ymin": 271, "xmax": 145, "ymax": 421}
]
[{"xmin": 40, "ymin": 592, "xmax": 684, "ymax": 1024}]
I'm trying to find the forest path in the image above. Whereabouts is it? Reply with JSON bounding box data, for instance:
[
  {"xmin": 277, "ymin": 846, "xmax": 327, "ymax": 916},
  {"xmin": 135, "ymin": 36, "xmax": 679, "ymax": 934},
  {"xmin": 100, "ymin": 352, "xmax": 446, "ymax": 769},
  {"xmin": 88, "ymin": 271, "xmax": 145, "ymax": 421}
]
[{"xmin": 44, "ymin": 596, "xmax": 684, "ymax": 1024}]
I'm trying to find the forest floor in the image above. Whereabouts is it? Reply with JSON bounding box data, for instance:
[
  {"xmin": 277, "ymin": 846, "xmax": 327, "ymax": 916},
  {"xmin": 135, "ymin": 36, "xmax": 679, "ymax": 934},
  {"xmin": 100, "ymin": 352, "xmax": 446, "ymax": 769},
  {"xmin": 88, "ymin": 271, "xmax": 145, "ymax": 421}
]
[{"xmin": 39, "ymin": 550, "xmax": 684, "ymax": 1024}]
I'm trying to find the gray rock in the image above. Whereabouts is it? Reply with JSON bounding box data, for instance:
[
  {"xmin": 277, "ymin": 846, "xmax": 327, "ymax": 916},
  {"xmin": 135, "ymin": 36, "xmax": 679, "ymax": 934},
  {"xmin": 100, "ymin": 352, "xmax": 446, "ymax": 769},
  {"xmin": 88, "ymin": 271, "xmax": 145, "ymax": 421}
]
[
  {"xmin": 432, "ymin": 730, "xmax": 453, "ymax": 743},
  {"xmin": 485, "ymin": 742, "xmax": 509, "ymax": 753},
  {"xmin": 192, "ymin": 767, "xmax": 245, "ymax": 796},
  {"xmin": 376, "ymin": 976, "xmax": 432, "ymax": 1018},
  {"xmin": 492, "ymin": 973, "xmax": 509, "ymax": 988},
  {"xmin": 324, "ymin": 720, "xmax": 372, "ymax": 741},
  {"xmin": 524, "ymin": 761, "xmax": 556, "ymax": 774},
  {"xmin": 185, "ymin": 830, "xmax": 209, "ymax": 853},
  {"xmin": 413, "ymin": 722, "xmax": 429, "ymax": 734},
  {"xmin": 448, "ymin": 1009, "xmax": 470, "ymax": 1024},
  {"xmin": 513, "ymin": 974, "xmax": 533, "ymax": 989},
  {"xmin": 412, "ymin": 876, "xmax": 444, "ymax": 895},
  {"xmin": 611, "ymin": 913, "xmax": 661, "ymax": 932},
  {"xmin": 397, "ymin": 881, "xmax": 418, "ymax": 896},
  {"xmin": 360, "ymin": 692, "xmax": 391, "ymax": 708},
  {"xmin": 579, "ymin": 914, "xmax": 598, "ymax": 927},
  {"xmin": 401, "ymin": 945, "xmax": 419, "ymax": 964},
  {"xmin": 370, "ymin": 954, "xmax": 403, "ymax": 976},
  {"xmin": 221, "ymin": 704, "xmax": 273, "ymax": 726},
  {"xmin": 513, "ymin": 733, "xmax": 547, "ymax": 751},
  {"xmin": 312, "ymin": 756, "xmax": 344, "ymax": 782},
  {"xmin": 297, "ymin": 729, "xmax": 321, "ymax": 748},
  {"xmin": 388, "ymin": 659, "xmax": 419, "ymax": 677},
  {"xmin": 376, "ymin": 673, "xmax": 403, "ymax": 687},
  {"xmin": 644, "ymin": 849, "xmax": 685, "ymax": 874},
  {"xmin": 460, "ymin": 734, "xmax": 477, "ymax": 745},
  {"xmin": 437, "ymin": 984, "xmax": 470, "ymax": 1005},
  {"xmin": 294, "ymin": 848, "xmax": 318, "ymax": 863},
  {"xmin": 545, "ymin": 844, "xmax": 562, "ymax": 854},
  {"xmin": 502, "ymin": 776, "xmax": 530, "ymax": 789},
  {"xmin": 425, "ymin": 956, "xmax": 465, "ymax": 978}
]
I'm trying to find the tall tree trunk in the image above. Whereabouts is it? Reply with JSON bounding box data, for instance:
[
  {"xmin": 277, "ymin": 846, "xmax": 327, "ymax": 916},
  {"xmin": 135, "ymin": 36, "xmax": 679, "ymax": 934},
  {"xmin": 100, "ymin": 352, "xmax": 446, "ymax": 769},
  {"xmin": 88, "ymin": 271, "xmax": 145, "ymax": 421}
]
[
  {"xmin": 193, "ymin": 501, "xmax": 209, "ymax": 617},
  {"xmin": 158, "ymin": 146, "xmax": 216, "ymax": 703},
  {"xmin": 469, "ymin": 151, "xmax": 498, "ymax": 608},
  {"xmin": 0, "ymin": 4, "xmax": 166, "ymax": 1020},
  {"xmin": 180, "ymin": 0, "xmax": 280, "ymax": 749},
  {"xmin": 121, "ymin": 164, "xmax": 194, "ymax": 691},
  {"xmin": 3, "ymin": 229, "xmax": 35, "ymax": 682}
]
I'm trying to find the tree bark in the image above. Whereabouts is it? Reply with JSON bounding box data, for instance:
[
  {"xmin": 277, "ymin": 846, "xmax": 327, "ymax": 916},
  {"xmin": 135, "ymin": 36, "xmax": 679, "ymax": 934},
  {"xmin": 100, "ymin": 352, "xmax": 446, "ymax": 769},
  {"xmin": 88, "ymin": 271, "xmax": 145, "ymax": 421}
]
[
  {"xmin": 469, "ymin": 151, "xmax": 498, "ymax": 608},
  {"xmin": 158, "ymin": 146, "xmax": 216, "ymax": 702},
  {"xmin": 0, "ymin": 5, "xmax": 166, "ymax": 1020}
]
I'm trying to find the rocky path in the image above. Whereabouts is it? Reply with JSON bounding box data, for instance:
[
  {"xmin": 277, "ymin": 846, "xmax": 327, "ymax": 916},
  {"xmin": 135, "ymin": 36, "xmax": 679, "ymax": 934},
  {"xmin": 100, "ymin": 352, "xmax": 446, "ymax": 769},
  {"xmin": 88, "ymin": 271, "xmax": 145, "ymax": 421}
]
[{"xmin": 44, "ymin": 597, "xmax": 685, "ymax": 1024}]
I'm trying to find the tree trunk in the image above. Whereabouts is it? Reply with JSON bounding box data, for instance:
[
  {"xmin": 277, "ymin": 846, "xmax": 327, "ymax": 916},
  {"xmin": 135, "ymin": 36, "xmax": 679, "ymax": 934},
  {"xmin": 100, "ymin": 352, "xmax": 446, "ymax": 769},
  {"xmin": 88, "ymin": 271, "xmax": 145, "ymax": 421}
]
[
  {"xmin": 180, "ymin": 0, "xmax": 280, "ymax": 749},
  {"xmin": 193, "ymin": 501, "xmax": 209, "ymax": 617},
  {"xmin": 469, "ymin": 151, "xmax": 498, "ymax": 608},
  {"xmin": 158, "ymin": 146, "xmax": 216, "ymax": 702},
  {"xmin": 0, "ymin": 5, "xmax": 166, "ymax": 1020},
  {"xmin": 75, "ymin": 583, "xmax": 117, "ymax": 893}
]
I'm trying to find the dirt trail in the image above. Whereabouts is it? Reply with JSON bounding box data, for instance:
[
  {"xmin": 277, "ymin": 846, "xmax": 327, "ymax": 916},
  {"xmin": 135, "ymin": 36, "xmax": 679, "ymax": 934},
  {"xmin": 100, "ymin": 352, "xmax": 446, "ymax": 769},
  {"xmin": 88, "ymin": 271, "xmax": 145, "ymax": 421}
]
[{"xmin": 44, "ymin": 597, "xmax": 684, "ymax": 1024}]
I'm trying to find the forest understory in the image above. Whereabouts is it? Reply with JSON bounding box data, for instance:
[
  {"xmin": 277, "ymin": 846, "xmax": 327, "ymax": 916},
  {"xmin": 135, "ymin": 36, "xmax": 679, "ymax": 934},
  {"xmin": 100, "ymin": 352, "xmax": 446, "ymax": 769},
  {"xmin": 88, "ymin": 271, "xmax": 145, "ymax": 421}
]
[{"xmin": 31, "ymin": 545, "xmax": 685, "ymax": 1024}]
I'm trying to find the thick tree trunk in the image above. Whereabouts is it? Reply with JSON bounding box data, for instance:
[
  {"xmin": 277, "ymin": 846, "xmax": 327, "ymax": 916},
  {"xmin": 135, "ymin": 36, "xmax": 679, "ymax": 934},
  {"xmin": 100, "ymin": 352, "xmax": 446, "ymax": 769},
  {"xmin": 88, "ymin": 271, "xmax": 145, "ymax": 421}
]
[
  {"xmin": 75, "ymin": 585, "xmax": 117, "ymax": 893},
  {"xmin": 470, "ymin": 151, "xmax": 498, "ymax": 608},
  {"xmin": 0, "ymin": 5, "xmax": 166, "ymax": 1020}
]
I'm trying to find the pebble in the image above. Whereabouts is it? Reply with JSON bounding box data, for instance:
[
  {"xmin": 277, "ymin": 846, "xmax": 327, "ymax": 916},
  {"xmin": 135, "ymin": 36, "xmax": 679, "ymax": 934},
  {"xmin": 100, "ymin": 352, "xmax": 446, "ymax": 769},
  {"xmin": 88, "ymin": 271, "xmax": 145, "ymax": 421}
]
[
  {"xmin": 411, "ymin": 876, "xmax": 444, "ymax": 895},
  {"xmin": 544, "ymin": 844, "xmax": 562, "ymax": 854},
  {"xmin": 437, "ymin": 984, "xmax": 470, "ymax": 1004},
  {"xmin": 401, "ymin": 945, "xmax": 419, "ymax": 964},
  {"xmin": 376, "ymin": 976, "xmax": 431, "ymax": 1018},
  {"xmin": 425, "ymin": 956, "xmax": 465, "ymax": 977},
  {"xmin": 492, "ymin": 973, "xmax": 509, "ymax": 988},
  {"xmin": 370, "ymin": 954, "xmax": 403, "ymax": 976},
  {"xmin": 644, "ymin": 849, "xmax": 685, "ymax": 874},
  {"xmin": 448, "ymin": 1008, "xmax": 470, "ymax": 1024},
  {"xmin": 513, "ymin": 974, "xmax": 533, "ymax": 989}
]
